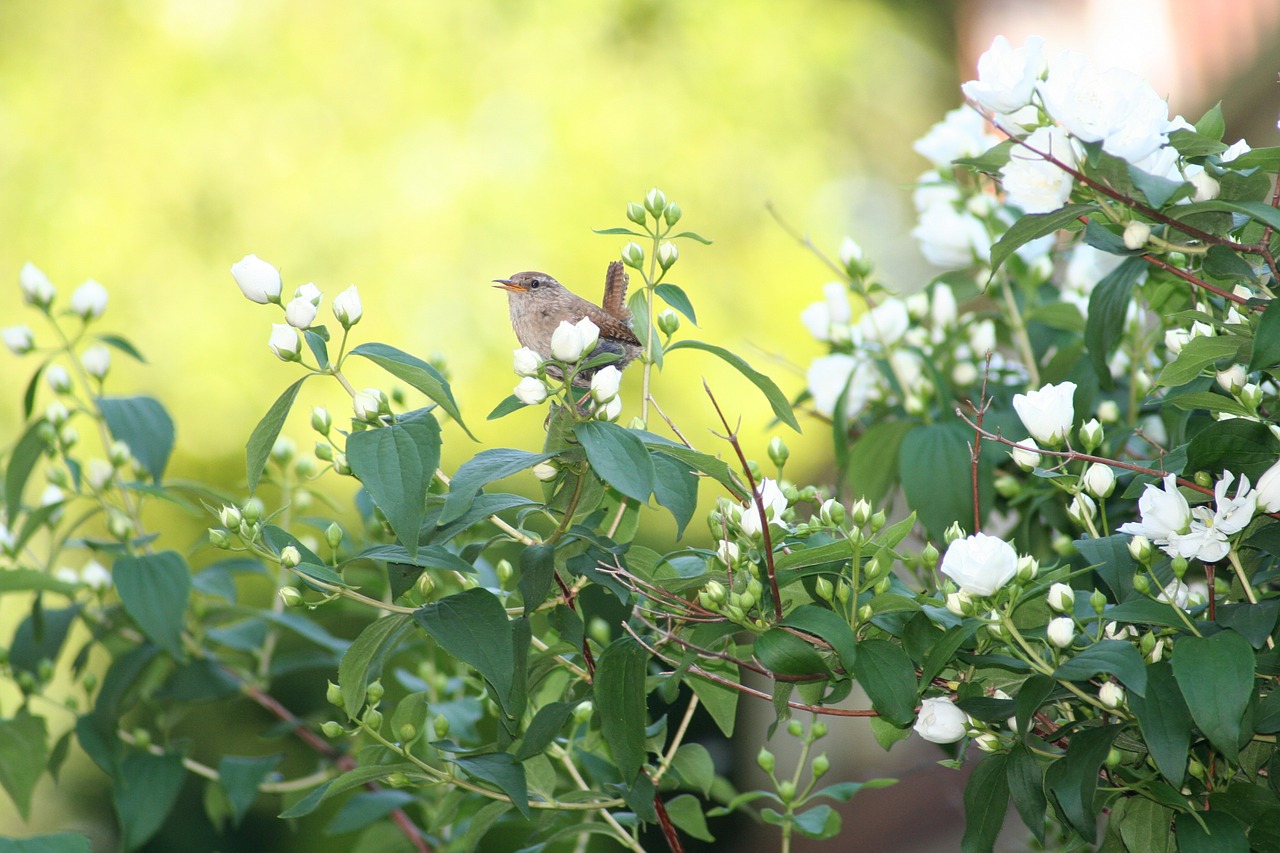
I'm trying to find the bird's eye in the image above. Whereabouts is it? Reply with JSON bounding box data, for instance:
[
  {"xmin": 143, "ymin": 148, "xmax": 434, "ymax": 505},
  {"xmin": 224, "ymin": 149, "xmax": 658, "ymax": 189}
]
[{"xmin": 529, "ymin": 278, "xmax": 541, "ymax": 289}]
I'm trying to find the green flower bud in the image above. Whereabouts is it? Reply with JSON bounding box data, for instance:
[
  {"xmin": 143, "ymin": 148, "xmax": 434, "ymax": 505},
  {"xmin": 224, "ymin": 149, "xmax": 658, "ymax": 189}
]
[
  {"xmin": 219, "ymin": 505, "xmax": 242, "ymax": 529},
  {"xmin": 857, "ymin": 603, "xmax": 874, "ymax": 623},
  {"xmin": 279, "ymin": 587, "xmax": 304, "ymax": 607},
  {"xmin": 1078, "ymin": 418, "xmax": 1104, "ymax": 453},
  {"xmin": 1171, "ymin": 555, "xmax": 1188, "ymax": 579},
  {"xmin": 398, "ymin": 724, "xmax": 417, "ymax": 743},
  {"xmin": 815, "ymin": 576, "xmax": 834, "ymax": 601},
  {"xmin": 994, "ymin": 474, "xmax": 1021, "ymax": 499},
  {"xmin": 315, "ymin": 442, "xmax": 334, "ymax": 461},
  {"xmin": 573, "ymin": 700, "xmax": 594, "ymax": 725},
  {"xmin": 208, "ymin": 528, "xmax": 232, "ymax": 549},
  {"xmin": 873, "ymin": 576, "xmax": 891, "ymax": 595},
  {"xmin": 626, "ymin": 202, "xmax": 647, "ymax": 226},
  {"xmin": 386, "ymin": 772, "xmax": 411, "ymax": 788},
  {"xmin": 272, "ymin": 436, "xmax": 296, "ymax": 464},
  {"xmin": 819, "ymin": 498, "xmax": 846, "ymax": 527},
  {"xmin": 787, "ymin": 720, "xmax": 804, "ymax": 737},
  {"xmin": 757, "ymin": 747, "xmax": 776, "ymax": 774},
  {"xmin": 1127, "ymin": 535, "xmax": 1151, "ymax": 563},
  {"xmin": 1194, "ymin": 471, "xmax": 1212, "ymax": 488},
  {"xmin": 311, "ymin": 406, "xmax": 332, "ymax": 435},
  {"xmin": 921, "ymin": 542, "xmax": 939, "ymax": 570},
  {"xmin": 107, "ymin": 513, "xmax": 134, "ymax": 541},
  {"xmin": 333, "ymin": 452, "xmax": 351, "ymax": 476},
  {"xmin": 812, "ymin": 722, "xmax": 828, "ymax": 740},
  {"xmin": 82, "ymin": 672, "xmax": 97, "ymax": 692},
  {"xmin": 415, "ymin": 572, "xmax": 436, "ymax": 599},
  {"xmin": 321, "ymin": 721, "xmax": 345, "ymax": 738},
  {"xmin": 279, "ymin": 545, "xmax": 301, "ymax": 569},
  {"xmin": 664, "ymin": 201, "xmax": 683, "ymax": 227},
  {"xmin": 326, "ymin": 522, "xmax": 343, "ymax": 550},
  {"xmin": 778, "ymin": 780, "xmax": 796, "ymax": 803},
  {"xmin": 433, "ymin": 714, "xmax": 450, "ymax": 739},
  {"xmin": 870, "ymin": 510, "xmax": 886, "ymax": 532},
  {"xmin": 1090, "ymin": 589, "xmax": 1107, "ymax": 615},
  {"xmin": 1132, "ymin": 574, "xmax": 1150, "ymax": 595},
  {"xmin": 812, "ymin": 753, "xmax": 830, "ymax": 778},
  {"xmin": 766, "ymin": 437, "xmax": 789, "ymax": 470},
  {"xmin": 621, "ymin": 242, "xmax": 645, "ymax": 269},
  {"xmin": 326, "ymin": 681, "xmax": 343, "ymax": 707},
  {"xmin": 644, "ymin": 188, "xmax": 667, "ymax": 217},
  {"xmin": 497, "ymin": 559, "xmax": 514, "ymax": 586},
  {"xmin": 1105, "ymin": 747, "xmax": 1123, "ymax": 770},
  {"xmin": 364, "ymin": 708, "xmax": 383, "ymax": 730},
  {"xmin": 367, "ymin": 679, "xmax": 384, "ymax": 705},
  {"xmin": 944, "ymin": 522, "xmax": 966, "ymax": 545}
]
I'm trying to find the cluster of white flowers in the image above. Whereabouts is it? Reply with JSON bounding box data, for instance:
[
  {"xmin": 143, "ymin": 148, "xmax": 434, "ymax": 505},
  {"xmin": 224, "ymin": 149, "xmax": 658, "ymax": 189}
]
[
  {"xmin": 1117, "ymin": 471, "xmax": 1257, "ymax": 563},
  {"xmin": 230, "ymin": 255, "xmax": 363, "ymax": 362},
  {"xmin": 5, "ymin": 264, "xmax": 115, "ymax": 386},
  {"xmin": 510, "ymin": 319, "xmax": 623, "ymax": 421}
]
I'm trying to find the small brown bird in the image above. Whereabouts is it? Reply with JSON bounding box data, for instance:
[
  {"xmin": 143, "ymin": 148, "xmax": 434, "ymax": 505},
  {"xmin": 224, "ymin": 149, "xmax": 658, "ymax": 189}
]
[{"xmin": 493, "ymin": 262, "xmax": 643, "ymax": 383}]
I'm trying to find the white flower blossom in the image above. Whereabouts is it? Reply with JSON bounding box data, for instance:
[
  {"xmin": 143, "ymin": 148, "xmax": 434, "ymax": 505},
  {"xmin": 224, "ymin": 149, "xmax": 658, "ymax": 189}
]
[
  {"xmin": 856, "ymin": 298, "xmax": 910, "ymax": 347},
  {"xmin": 940, "ymin": 532, "xmax": 1018, "ymax": 597},
  {"xmin": 1047, "ymin": 617, "xmax": 1075, "ymax": 648},
  {"xmin": 1038, "ymin": 52, "xmax": 1171, "ymax": 163},
  {"xmin": 740, "ymin": 478, "xmax": 788, "ymax": 537},
  {"xmin": 513, "ymin": 347, "xmax": 543, "ymax": 377},
  {"xmin": 1001, "ymin": 126, "xmax": 1077, "ymax": 214},
  {"xmin": 590, "ymin": 365, "xmax": 622, "ymax": 403},
  {"xmin": 550, "ymin": 321, "xmax": 588, "ymax": 362},
  {"xmin": 81, "ymin": 345, "xmax": 111, "ymax": 379},
  {"xmin": 332, "ymin": 285, "xmax": 363, "ymax": 327},
  {"xmin": 285, "ymin": 295, "xmax": 319, "ymax": 329},
  {"xmin": 1118, "ymin": 473, "xmax": 1191, "ymax": 542},
  {"xmin": 806, "ymin": 354, "xmax": 880, "ymax": 419},
  {"xmin": 20, "ymin": 262, "xmax": 56, "ymax": 307},
  {"xmin": 912, "ymin": 194, "xmax": 992, "ymax": 268},
  {"xmin": 70, "ymin": 279, "xmax": 109, "ymax": 319},
  {"xmin": 914, "ymin": 697, "xmax": 968, "ymax": 744},
  {"xmin": 2, "ymin": 325, "xmax": 34, "ymax": 355},
  {"xmin": 800, "ymin": 282, "xmax": 853, "ymax": 342},
  {"xmin": 961, "ymin": 35, "xmax": 1046, "ymax": 115},
  {"xmin": 1012, "ymin": 381, "xmax": 1077, "ymax": 445},
  {"xmin": 269, "ymin": 323, "xmax": 301, "ymax": 361},
  {"xmin": 1047, "ymin": 583, "xmax": 1074, "ymax": 613},
  {"xmin": 514, "ymin": 376, "xmax": 548, "ymax": 405},
  {"xmin": 231, "ymin": 254, "xmax": 282, "ymax": 304},
  {"xmin": 913, "ymin": 106, "xmax": 1002, "ymax": 169}
]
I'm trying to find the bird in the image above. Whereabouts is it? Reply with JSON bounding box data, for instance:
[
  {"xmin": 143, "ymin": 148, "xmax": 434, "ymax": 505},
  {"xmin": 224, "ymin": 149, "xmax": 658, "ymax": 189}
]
[{"xmin": 493, "ymin": 262, "xmax": 643, "ymax": 384}]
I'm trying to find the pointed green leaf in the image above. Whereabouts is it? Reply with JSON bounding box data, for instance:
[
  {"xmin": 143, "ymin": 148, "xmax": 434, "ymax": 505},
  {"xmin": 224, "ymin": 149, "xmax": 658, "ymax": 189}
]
[
  {"xmin": 4, "ymin": 418, "xmax": 48, "ymax": 525},
  {"xmin": 324, "ymin": 789, "xmax": 414, "ymax": 835},
  {"xmin": 664, "ymin": 793, "xmax": 715, "ymax": 842},
  {"xmin": 218, "ymin": 754, "xmax": 284, "ymax": 827},
  {"xmin": 1158, "ymin": 334, "xmax": 1247, "ymax": 387},
  {"xmin": 1044, "ymin": 725, "xmax": 1120, "ymax": 842},
  {"xmin": 1052, "ymin": 639, "xmax": 1147, "ymax": 697},
  {"xmin": 962, "ymin": 752, "xmax": 1009, "ymax": 853},
  {"xmin": 1172, "ymin": 631, "xmax": 1255, "ymax": 763},
  {"xmin": 654, "ymin": 283, "xmax": 697, "ymax": 324},
  {"xmin": 0, "ymin": 711, "xmax": 48, "ymax": 820},
  {"xmin": 853, "ymin": 638, "xmax": 917, "ymax": 726},
  {"xmin": 573, "ymin": 421, "xmax": 654, "ymax": 503},
  {"xmin": 453, "ymin": 753, "xmax": 529, "ymax": 819},
  {"xmin": 414, "ymin": 589, "xmax": 515, "ymax": 716},
  {"xmin": 845, "ymin": 420, "xmax": 913, "ymax": 506},
  {"xmin": 781, "ymin": 605, "xmax": 858, "ymax": 673},
  {"xmin": 246, "ymin": 377, "xmax": 308, "ymax": 494},
  {"xmin": 487, "ymin": 394, "xmax": 528, "ymax": 420},
  {"xmin": 990, "ymin": 204, "xmax": 1095, "ymax": 274},
  {"xmin": 594, "ymin": 637, "xmax": 649, "ymax": 784},
  {"xmin": 651, "ymin": 452, "xmax": 699, "ymax": 538},
  {"xmin": 114, "ymin": 751, "xmax": 185, "ymax": 851},
  {"xmin": 114, "ymin": 551, "xmax": 191, "ymax": 659},
  {"xmin": 1175, "ymin": 810, "xmax": 1248, "ymax": 853},
  {"xmin": 665, "ymin": 339, "xmax": 800, "ymax": 432},
  {"xmin": 338, "ymin": 613, "xmax": 412, "ymax": 718},
  {"xmin": 346, "ymin": 409, "xmax": 441, "ymax": 560},
  {"xmin": 514, "ymin": 702, "xmax": 575, "ymax": 762},
  {"xmin": 755, "ymin": 627, "xmax": 831, "ymax": 677},
  {"xmin": 1250, "ymin": 297, "xmax": 1280, "ymax": 371},
  {"xmin": 440, "ymin": 448, "xmax": 557, "ymax": 525},
  {"xmin": 1085, "ymin": 257, "xmax": 1145, "ymax": 386},
  {"xmin": 517, "ymin": 543, "xmax": 557, "ymax": 615},
  {"xmin": 97, "ymin": 395, "xmax": 175, "ymax": 483},
  {"xmin": 1006, "ymin": 744, "xmax": 1046, "ymax": 844},
  {"xmin": 0, "ymin": 833, "xmax": 92, "ymax": 853},
  {"xmin": 350, "ymin": 342, "xmax": 475, "ymax": 439}
]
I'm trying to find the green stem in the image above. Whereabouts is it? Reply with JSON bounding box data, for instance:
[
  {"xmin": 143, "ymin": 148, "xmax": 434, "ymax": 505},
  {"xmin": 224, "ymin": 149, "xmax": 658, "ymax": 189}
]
[{"xmin": 998, "ymin": 277, "xmax": 1040, "ymax": 388}]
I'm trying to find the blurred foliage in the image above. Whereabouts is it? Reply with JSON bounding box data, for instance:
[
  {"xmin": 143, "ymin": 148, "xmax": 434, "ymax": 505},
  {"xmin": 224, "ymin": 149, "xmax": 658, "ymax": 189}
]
[{"xmin": 0, "ymin": 3, "xmax": 955, "ymax": 846}]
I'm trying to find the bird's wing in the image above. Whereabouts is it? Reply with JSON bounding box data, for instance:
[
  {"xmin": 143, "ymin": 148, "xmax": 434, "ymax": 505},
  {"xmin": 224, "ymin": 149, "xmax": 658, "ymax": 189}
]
[
  {"xmin": 585, "ymin": 305, "xmax": 642, "ymax": 346},
  {"xmin": 601, "ymin": 260, "xmax": 632, "ymax": 322}
]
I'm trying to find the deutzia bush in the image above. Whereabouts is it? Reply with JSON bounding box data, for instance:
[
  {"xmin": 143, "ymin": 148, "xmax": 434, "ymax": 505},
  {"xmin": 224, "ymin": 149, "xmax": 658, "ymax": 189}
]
[{"xmin": 6, "ymin": 35, "xmax": 1280, "ymax": 853}]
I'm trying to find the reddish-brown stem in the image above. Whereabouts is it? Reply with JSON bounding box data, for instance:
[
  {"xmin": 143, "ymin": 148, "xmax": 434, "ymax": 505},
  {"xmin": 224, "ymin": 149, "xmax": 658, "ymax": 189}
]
[
  {"xmin": 1206, "ymin": 563, "xmax": 1217, "ymax": 621},
  {"xmin": 969, "ymin": 358, "xmax": 993, "ymax": 533},
  {"xmin": 704, "ymin": 381, "xmax": 784, "ymax": 621},
  {"xmin": 1141, "ymin": 252, "xmax": 1252, "ymax": 306},
  {"xmin": 554, "ymin": 572, "xmax": 596, "ymax": 678},
  {"xmin": 649, "ymin": 775, "xmax": 686, "ymax": 853}
]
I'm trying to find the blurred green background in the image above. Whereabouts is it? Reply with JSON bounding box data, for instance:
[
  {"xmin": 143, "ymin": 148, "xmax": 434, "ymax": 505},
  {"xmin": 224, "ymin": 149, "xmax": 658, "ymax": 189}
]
[{"xmin": 0, "ymin": 1, "xmax": 960, "ymax": 849}]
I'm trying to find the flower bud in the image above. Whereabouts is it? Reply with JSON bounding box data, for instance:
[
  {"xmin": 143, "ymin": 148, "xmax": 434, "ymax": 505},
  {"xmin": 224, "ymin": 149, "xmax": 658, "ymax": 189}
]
[
  {"xmin": 58, "ymin": 425, "xmax": 78, "ymax": 448},
  {"xmin": 1096, "ymin": 400, "xmax": 1120, "ymax": 424},
  {"xmin": 219, "ymin": 506, "xmax": 243, "ymax": 528},
  {"xmin": 921, "ymin": 542, "xmax": 939, "ymax": 570},
  {"xmin": 367, "ymin": 679, "xmax": 384, "ymax": 705},
  {"xmin": 757, "ymin": 747, "xmax": 776, "ymax": 774},
  {"xmin": 944, "ymin": 522, "xmax": 966, "ymax": 545},
  {"xmin": 285, "ymin": 293, "xmax": 319, "ymax": 329},
  {"xmin": 1047, "ymin": 583, "xmax": 1074, "ymax": 613},
  {"xmin": 326, "ymin": 522, "xmax": 344, "ymax": 550},
  {"xmin": 974, "ymin": 733, "xmax": 1002, "ymax": 753},
  {"xmin": 595, "ymin": 395, "xmax": 623, "ymax": 422},
  {"xmin": 787, "ymin": 720, "xmax": 804, "ymax": 737},
  {"xmin": 1078, "ymin": 419, "xmax": 1103, "ymax": 452},
  {"xmin": 231, "ymin": 254, "xmax": 283, "ymax": 304},
  {"xmin": 532, "ymin": 461, "xmax": 559, "ymax": 482},
  {"xmin": 1164, "ymin": 328, "xmax": 1190, "ymax": 356},
  {"xmin": 315, "ymin": 442, "xmax": 334, "ymax": 461},
  {"xmin": 657, "ymin": 242, "xmax": 679, "ymax": 270},
  {"xmin": 626, "ymin": 202, "xmax": 647, "ymax": 225},
  {"xmin": 415, "ymin": 572, "xmax": 435, "ymax": 599},
  {"xmin": 514, "ymin": 376, "xmax": 549, "ymax": 405},
  {"xmin": 590, "ymin": 365, "xmax": 622, "ymax": 403},
  {"xmin": 819, "ymin": 498, "xmax": 845, "ymax": 526},
  {"xmin": 2, "ymin": 325, "xmax": 34, "ymax": 355},
  {"xmin": 269, "ymin": 324, "xmax": 301, "ymax": 361},
  {"xmin": 715, "ymin": 539, "xmax": 739, "ymax": 567},
  {"xmin": 279, "ymin": 587, "xmax": 304, "ymax": 607},
  {"xmin": 812, "ymin": 753, "xmax": 830, "ymax": 778},
  {"xmin": 994, "ymin": 474, "xmax": 1020, "ymax": 498},
  {"xmin": 1217, "ymin": 364, "xmax": 1247, "ymax": 395},
  {"xmin": 326, "ymin": 680, "xmax": 343, "ymax": 707},
  {"xmin": 20, "ymin": 262, "xmax": 56, "ymax": 308},
  {"xmin": 869, "ymin": 510, "xmax": 886, "ymax": 532},
  {"xmin": 664, "ymin": 202, "xmax": 683, "ymax": 227},
  {"xmin": 107, "ymin": 513, "xmax": 134, "ymax": 541},
  {"xmin": 363, "ymin": 708, "xmax": 383, "ymax": 730},
  {"xmin": 1046, "ymin": 617, "xmax": 1075, "ymax": 649},
  {"xmin": 573, "ymin": 701, "xmax": 594, "ymax": 725},
  {"xmin": 657, "ymin": 309, "xmax": 681, "ymax": 337},
  {"xmin": 1099, "ymin": 682, "xmax": 1124, "ymax": 709},
  {"xmin": 398, "ymin": 724, "xmax": 417, "ymax": 743},
  {"xmin": 1122, "ymin": 221, "xmax": 1151, "ymax": 250},
  {"xmin": 81, "ymin": 345, "xmax": 111, "ymax": 380},
  {"xmin": 945, "ymin": 590, "xmax": 972, "ymax": 616},
  {"xmin": 513, "ymin": 347, "xmax": 543, "ymax": 377},
  {"xmin": 208, "ymin": 528, "xmax": 232, "ymax": 549},
  {"xmin": 1242, "ymin": 383, "xmax": 1264, "ymax": 409},
  {"xmin": 353, "ymin": 387, "xmax": 388, "ymax": 422},
  {"xmin": 332, "ymin": 284, "xmax": 363, "ymax": 328},
  {"xmin": 1132, "ymin": 574, "xmax": 1150, "ymax": 594},
  {"xmin": 45, "ymin": 364, "xmax": 72, "ymax": 394},
  {"xmin": 849, "ymin": 498, "xmax": 872, "ymax": 528},
  {"xmin": 1190, "ymin": 172, "xmax": 1220, "ymax": 202},
  {"xmin": 1016, "ymin": 554, "xmax": 1039, "ymax": 581},
  {"xmin": 815, "ymin": 576, "xmax": 834, "ymax": 601},
  {"xmin": 1067, "ymin": 493, "xmax": 1096, "ymax": 526},
  {"xmin": 550, "ymin": 321, "xmax": 586, "ymax": 362},
  {"xmin": 321, "ymin": 721, "xmax": 345, "ymax": 738},
  {"xmin": 1090, "ymin": 589, "xmax": 1107, "ymax": 615},
  {"xmin": 1083, "ymin": 463, "xmax": 1116, "ymax": 498},
  {"xmin": 621, "ymin": 242, "xmax": 645, "ymax": 269},
  {"xmin": 644, "ymin": 188, "xmax": 667, "ymax": 216},
  {"xmin": 280, "ymin": 545, "xmax": 301, "ymax": 569},
  {"xmin": 433, "ymin": 714, "xmax": 450, "ymax": 739}
]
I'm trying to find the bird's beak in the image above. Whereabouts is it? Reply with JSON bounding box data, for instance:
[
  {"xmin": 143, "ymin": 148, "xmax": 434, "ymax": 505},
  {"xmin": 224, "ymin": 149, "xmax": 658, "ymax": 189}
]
[{"xmin": 492, "ymin": 279, "xmax": 527, "ymax": 292}]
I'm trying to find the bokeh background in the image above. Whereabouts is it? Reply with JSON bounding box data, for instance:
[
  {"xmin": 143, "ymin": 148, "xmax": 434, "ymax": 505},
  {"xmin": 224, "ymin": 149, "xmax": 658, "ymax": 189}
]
[{"xmin": 2, "ymin": 0, "xmax": 1278, "ymax": 850}]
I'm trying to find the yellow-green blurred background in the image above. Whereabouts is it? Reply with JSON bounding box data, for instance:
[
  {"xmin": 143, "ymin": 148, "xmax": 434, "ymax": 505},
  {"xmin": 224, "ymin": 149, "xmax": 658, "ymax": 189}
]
[{"xmin": 0, "ymin": 1, "xmax": 997, "ymax": 850}]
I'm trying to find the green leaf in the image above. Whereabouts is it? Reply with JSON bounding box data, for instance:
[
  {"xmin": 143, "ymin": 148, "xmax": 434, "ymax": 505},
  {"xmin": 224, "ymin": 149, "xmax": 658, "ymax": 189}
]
[
  {"xmin": 246, "ymin": 377, "xmax": 308, "ymax": 494},
  {"xmin": 781, "ymin": 605, "xmax": 858, "ymax": 673},
  {"xmin": 654, "ymin": 283, "xmax": 697, "ymax": 324},
  {"xmin": 1173, "ymin": 198, "xmax": 1280, "ymax": 233},
  {"xmin": 346, "ymin": 409, "xmax": 442, "ymax": 560},
  {"xmin": 0, "ymin": 711, "xmax": 48, "ymax": 820},
  {"xmin": 514, "ymin": 701, "xmax": 575, "ymax": 762},
  {"xmin": 1204, "ymin": 245, "xmax": 1259, "ymax": 286},
  {"xmin": 689, "ymin": 658, "xmax": 739, "ymax": 737},
  {"xmin": 96, "ymin": 333, "xmax": 147, "ymax": 363},
  {"xmin": 325, "ymin": 789, "xmax": 414, "ymax": 835},
  {"xmin": 0, "ymin": 834, "xmax": 92, "ymax": 853},
  {"xmin": 592, "ymin": 226, "xmax": 646, "ymax": 237},
  {"xmin": 1052, "ymin": 640, "xmax": 1147, "ymax": 697},
  {"xmin": 1044, "ymin": 725, "xmax": 1120, "ymax": 842},
  {"xmin": 1175, "ymin": 810, "xmax": 1249, "ymax": 853},
  {"xmin": 755, "ymin": 627, "xmax": 831, "ymax": 677},
  {"xmin": 338, "ymin": 613, "xmax": 412, "ymax": 718},
  {"xmin": 414, "ymin": 589, "xmax": 515, "ymax": 718},
  {"xmin": 634, "ymin": 432, "xmax": 749, "ymax": 500},
  {"xmin": 1112, "ymin": 797, "xmax": 1175, "ymax": 853},
  {"xmin": 4, "ymin": 418, "xmax": 47, "ymax": 525},
  {"xmin": 1167, "ymin": 390, "xmax": 1252, "ymax": 418},
  {"xmin": 439, "ymin": 448, "xmax": 557, "ymax": 525},
  {"xmin": 672, "ymin": 230, "xmax": 713, "ymax": 244},
  {"xmin": 664, "ymin": 794, "xmax": 715, "ymax": 842},
  {"xmin": 669, "ymin": 743, "xmax": 715, "ymax": 797},
  {"xmin": 486, "ymin": 394, "xmax": 528, "ymax": 420},
  {"xmin": 460, "ymin": 801, "xmax": 513, "ymax": 851},
  {"xmin": 792, "ymin": 804, "xmax": 841, "ymax": 840},
  {"xmin": 844, "ymin": 421, "xmax": 912, "ymax": 505},
  {"xmin": 1085, "ymin": 257, "xmax": 1145, "ymax": 386},
  {"xmin": 899, "ymin": 421, "xmax": 988, "ymax": 539},
  {"xmin": 990, "ymin": 204, "xmax": 1096, "ymax": 273},
  {"xmin": 852, "ymin": 638, "xmax": 918, "ymax": 726},
  {"xmin": 517, "ymin": 543, "xmax": 557, "ymax": 615},
  {"xmin": 303, "ymin": 328, "xmax": 330, "ymax": 369},
  {"xmin": 453, "ymin": 753, "xmax": 530, "ymax": 819},
  {"xmin": 1251, "ymin": 298, "xmax": 1280, "ymax": 371},
  {"xmin": 1186, "ymin": 418, "xmax": 1278, "ymax": 482},
  {"xmin": 594, "ymin": 637, "xmax": 649, "ymax": 785},
  {"xmin": 1172, "ymin": 631, "xmax": 1255, "ymax": 763},
  {"xmin": 1127, "ymin": 165, "xmax": 1186, "ymax": 208},
  {"xmin": 218, "ymin": 754, "xmax": 283, "ymax": 827},
  {"xmin": 279, "ymin": 763, "xmax": 419, "ymax": 819},
  {"xmin": 10, "ymin": 604, "xmax": 78, "ymax": 678},
  {"xmin": 1158, "ymin": 334, "xmax": 1247, "ymax": 387},
  {"xmin": 114, "ymin": 551, "xmax": 191, "ymax": 659},
  {"xmin": 962, "ymin": 752, "xmax": 1010, "ymax": 853},
  {"xmin": 97, "ymin": 396, "xmax": 175, "ymax": 483},
  {"xmin": 664, "ymin": 339, "xmax": 801, "ymax": 432},
  {"xmin": 651, "ymin": 452, "xmax": 699, "ymax": 538},
  {"xmin": 572, "ymin": 421, "xmax": 654, "ymax": 503},
  {"xmin": 1006, "ymin": 744, "xmax": 1046, "ymax": 844},
  {"xmin": 350, "ymin": 342, "xmax": 475, "ymax": 439},
  {"xmin": 1195, "ymin": 102, "xmax": 1226, "ymax": 139},
  {"xmin": 115, "ymin": 751, "xmax": 185, "ymax": 851}
]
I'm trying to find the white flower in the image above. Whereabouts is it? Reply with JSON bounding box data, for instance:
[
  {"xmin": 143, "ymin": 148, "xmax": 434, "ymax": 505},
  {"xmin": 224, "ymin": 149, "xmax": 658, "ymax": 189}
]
[
  {"xmin": 740, "ymin": 478, "xmax": 788, "ymax": 537},
  {"xmin": 940, "ymin": 532, "xmax": 1019, "ymax": 597},
  {"xmin": 285, "ymin": 295, "xmax": 319, "ymax": 329},
  {"xmin": 550, "ymin": 320, "xmax": 587, "ymax": 362},
  {"xmin": 3, "ymin": 325, "xmax": 33, "ymax": 355},
  {"xmin": 715, "ymin": 540, "xmax": 739, "ymax": 566},
  {"xmin": 1038, "ymin": 52, "xmax": 1170, "ymax": 163},
  {"xmin": 839, "ymin": 237, "xmax": 863, "ymax": 268},
  {"xmin": 1207, "ymin": 471, "xmax": 1256, "ymax": 536},
  {"xmin": 913, "ymin": 106, "xmax": 1002, "ymax": 169},
  {"xmin": 800, "ymin": 281, "xmax": 853, "ymax": 342},
  {"xmin": 0, "ymin": 524, "xmax": 14, "ymax": 554},
  {"xmin": 41, "ymin": 485, "xmax": 64, "ymax": 506},
  {"xmin": 86, "ymin": 459, "xmax": 115, "ymax": 491},
  {"xmin": 1123, "ymin": 221, "xmax": 1152, "ymax": 250},
  {"xmin": 45, "ymin": 364, "xmax": 72, "ymax": 393},
  {"xmin": 1083, "ymin": 463, "xmax": 1116, "ymax": 498},
  {"xmin": 590, "ymin": 365, "xmax": 622, "ymax": 403},
  {"xmin": 269, "ymin": 323, "xmax": 301, "ymax": 361},
  {"xmin": 20, "ymin": 262, "xmax": 56, "ymax": 307},
  {"xmin": 1068, "ymin": 493, "xmax": 1096, "ymax": 525},
  {"xmin": 931, "ymin": 283, "xmax": 957, "ymax": 329},
  {"xmin": 1009, "ymin": 438, "xmax": 1041, "ymax": 471},
  {"xmin": 332, "ymin": 285, "xmax": 363, "ymax": 327},
  {"xmin": 1158, "ymin": 580, "xmax": 1191, "ymax": 609},
  {"xmin": 1012, "ymin": 381, "xmax": 1077, "ymax": 445},
  {"xmin": 532, "ymin": 462, "xmax": 559, "ymax": 481},
  {"xmin": 1099, "ymin": 682, "xmax": 1125, "ymax": 709},
  {"xmin": 657, "ymin": 242, "xmax": 679, "ymax": 269},
  {"xmin": 1047, "ymin": 583, "xmax": 1074, "ymax": 613},
  {"xmin": 46, "ymin": 401, "xmax": 69, "ymax": 426},
  {"xmin": 54, "ymin": 567, "xmax": 79, "ymax": 585},
  {"xmin": 81, "ymin": 560, "xmax": 112, "ymax": 590},
  {"xmin": 81, "ymin": 345, "xmax": 111, "ymax": 379},
  {"xmin": 1047, "ymin": 616, "xmax": 1075, "ymax": 648},
  {"xmin": 1118, "ymin": 473, "xmax": 1191, "ymax": 542},
  {"xmin": 914, "ymin": 697, "xmax": 968, "ymax": 744},
  {"xmin": 1164, "ymin": 328, "xmax": 1191, "ymax": 355},
  {"xmin": 514, "ymin": 376, "xmax": 548, "ymax": 405},
  {"xmin": 595, "ymin": 395, "xmax": 623, "ymax": 422},
  {"xmin": 968, "ymin": 320, "xmax": 997, "ymax": 357},
  {"xmin": 1000, "ymin": 126, "xmax": 1077, "ymax": 214},
  {"xmin": 1256, "ymin": 459, "xmax": 1280, "ymax": 512},
  {"xmin": 912, "ymin": 195, "xmax": 992, "ymax": 268},
  {"xmin": 231, "ymin": 254, "xmax": 283, "ymax": 304},
  {"xmin": 945, "ymin": 590, "xmax": 973, "ymax": 616},
  {"xmin": 1190, "ymin": 172, "xmax": 1220, "ymax": 202},
  {"xmin": 857, "ymin": 298, "xmax": 910, "ymax": 347},
  {"xmin": 961, "ymin": 35, "xmax": 1046, "ymax": 114},
  {"xmin": 1217, "ymin": 364, "xmax": 1247, "ymax": 395},
  {"xmin": 352, "ymin": 388, "xmax": 385, "ymax": 421},
  {"xmin": 70, "ymin": 279, "xmax": 108, "ymax": 319},
  {"xmin": 575, "ymin": 317, "xmax": 600, "ymax": 354},
  {"xmin": 513, "ymin": 347, "xmax": 543, "ymax": 377},
  {"xmin": 805, "ymin": 354, "xmax": 879, "ymax": 419}
]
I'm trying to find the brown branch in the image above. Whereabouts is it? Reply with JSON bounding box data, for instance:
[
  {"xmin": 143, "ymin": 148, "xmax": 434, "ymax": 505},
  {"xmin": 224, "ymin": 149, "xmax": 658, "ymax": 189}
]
[
  {"xmin": 968, "ymin": 355, "xmax": 994, "ymax": 533},
  {"xmin": 1140, "ymin": 252, "xmax": 1252, "ymax": 306},
  {"xmin": 704, "ymin": 380, "xmax": 784, "ymax": 621},
  {"xmin": 648, "ymin": 773, "xmax": 686, "ymax": 853}
]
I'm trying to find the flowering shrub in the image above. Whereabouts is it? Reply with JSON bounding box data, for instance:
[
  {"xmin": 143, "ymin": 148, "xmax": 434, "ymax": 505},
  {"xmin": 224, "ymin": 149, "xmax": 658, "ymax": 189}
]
[{"xmin": 5, "ymin": 34, "xmax": 1280, "ymax": 853}]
